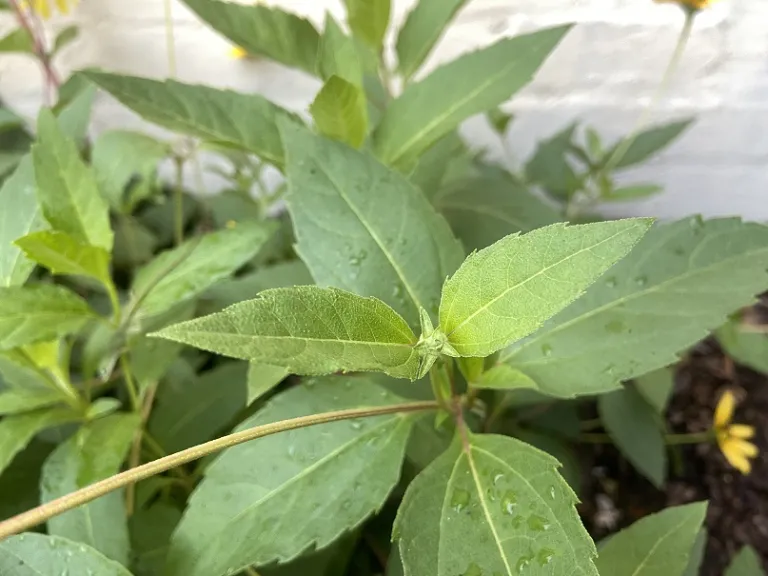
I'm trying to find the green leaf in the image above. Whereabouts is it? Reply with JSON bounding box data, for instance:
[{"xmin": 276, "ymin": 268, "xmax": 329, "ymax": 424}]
[
  {"xmin": 436, "ymin": 171, "xmax": 561, "ymax": 252},
  {"xmin": 343, "ymin": 0, "xmax": 390, "ymax": 52},
  {"xmin": 91, "ymin": 130, "xmax": 169, "ymax": 211},
  {"xmin": 32, "ymin": 109, "xmax": 112, "ymax": 251},
  {"xmin": 165, "ymin": 376, "xmax": 416, "ymax": 576},
  {"xmin": 409, "ymin": 132, "xmax": 468, "ymax": 201},
  {"xmin": 373, "ymin": 26, "xmax": 571, "ymax": 169},
  {"xmin": 182, "ymin": 0, "xmax": 320, "ymax": 74},
  {"xmin": 0, "ymin": 387, "xmax": 67, "ymax": 415},
  {"xmin": 53, "ymin": 81, "xmax": 97, "ymax": 147},
  {"xmin": 487, "ymin": 107, "xmax": 514, "ymax": 135},
  {"xmin": 525, "ymin": 123, "xmax": 579, "ymax": 200},
  {"xmin": 0, "ymin": 28, "xmax": 34, "ymax": 54},
  {"xmin": 0, "ymin": 108, "xmax": 23, "ymax": 133},
  {"xmin": 595, "ymin": 502, "xmax": 708, "ymax": 576},
  {"xmin": 682, "ymin": 529, "xmax": 708, "ymax": 576},
  {"xmin": 84, "ymin": 71, "xmax": 298, "ymax": 168},
  {"xmin": 717, "ymin": 318, "xmax": 768, "ymax": 375},
  {"xmin": 130, "ymin": 503, "xmax": 182, "ymax": 576},
  {"xmin": 476, "ymin": 364, "xmax": 539, "ymax": 391},
  {"xmin": 513, "ymin": 429, "xmax": 582, "ymax": 495},
  {"xmin": 0, "ymin": 157, "xmax": 46, "ymax": 287},
  {"xmin": 14, "ymin": 230, "xmax": 111, "ymax": 286},
  {"xmin": 500, "ymin": 217, "xmax": 768, "ymax": 397},
  {"xmin": 608, "ymin": 119, "xmax": 693, "ymax": 170},
  {"xmin": 147, "ymin": 360, "xmax": 247, "ymax": 454},
  {"xmin": 310, "ymin": 76, "xmax": 369, "ymax": 148},
  {"xmin": 247, "ymin": 361, "xmax": 288, "ymax": 405},
  {"xmin": 201, "ymin": 259, "xmax": 313, "ymax": 312},
  {"xmin": 41, "ymin": 414, "xmax": 139, "ymax": 565},
  {"xmin": 0, "ymin": 407, "xmax": 76, "ymax": 476},
  {"xmin": 0, "ymin": 285, "xmax": 95, "ymax": 350},
  {"xmin": 395, "ymin": 433, "xmax": 598, "ymax": 576},
  {"xmin": 395, "ymin": 0, "xmax": 469, "ymax": 80},
  {"xmin": 317, "ymin": 15, "xmax": 363, "ymax": 86},
  {"xmin": 634, "ymin": 367, "xmax": 675, "ymax": 414},
  {"xmin": 0, "ymin": 439, "xmax": 53, "ymax": 522},
  {"xmin": 599, "ymin": 385, "xmax": 667, "ymax": 487},
  {"xmin": 604, "ymin": 184, "xmax": 663, "ymax": 202},
  {"xmin": 52, "ymin": 25, "xmax": 79, "ymax": 55},
  {"xmin": 440, "ymin": 219, "xmax": 652, "ymax": 357},
  {"xmin": 131, "ymin": 221, "xmax": 275, "ymax": 320},
  {"xmin": 725, "ymin": 546, "xmax": 765, "ymax": 576},
  {"xmin": 280, "ymin": 119, "xmax": 460, "ymax": 329},
  {"xmin": 154, "ymin": 286, "xmax": 421, "ymax": 380},
  {"xmin": 0, "ymin": 533, "xmax": 134, "ymax": 575},
  {"xmin": 112, "ymin": 217, "xmax": 158, "ymax": 269}
]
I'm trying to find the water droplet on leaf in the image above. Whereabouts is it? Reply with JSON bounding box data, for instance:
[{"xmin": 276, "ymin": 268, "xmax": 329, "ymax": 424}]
[
  {"xmin": 492, "ymin": 471, "xmax": 504, "ymax": 485},
  {"xmin": 527, "ymin": 514, "xmax": 551, "ymax": 532},
  {"xmin": 501, "ymin": 490, "xmax": 517, "ymax": 515},
  {"xmin": 463, "ymin": 562, "xmax": 483, "ymax": 576},
  {"xmin": 515, "ymin": 553, "xmax": 534, "ymax": 573},
  {"xmin": 537, "ymin": 548, "xmax": 556, "ymax": 566},
  {"xmin": 605, "ymin": 276, "xmax": 617, "ymax": 288},
  {"xmin": 541, "ymin": 344, "xmax": 553, "ymax": 357},
  {"xmin": 634, "ymin": 276, "xmax": 647, "ymax": 287},
  {"xmin": 451, "ymin": 488, "xmax": 471, "ymax": 512},
  {"xmin": 350, "ymin": 420, "xmax": 363, "ymax": 430},
  {"xmin": 549, "ymin": 486, "xmax": 556, "ymax": 500},
  {"xmin": 605, "ymin": 319, "xmax": 624, "ymax": 334}
]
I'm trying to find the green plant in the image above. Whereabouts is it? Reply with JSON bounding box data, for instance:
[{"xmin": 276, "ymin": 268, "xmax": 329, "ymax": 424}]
[{"xmin": 0, "ymin": 1, "xmax": 766, "ymax": 575}]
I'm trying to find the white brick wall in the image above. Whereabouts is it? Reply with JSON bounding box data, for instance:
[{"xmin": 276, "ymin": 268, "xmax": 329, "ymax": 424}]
[{"xmin": 1, "ymin": 0, "xmax": 766, "ymax": 221}]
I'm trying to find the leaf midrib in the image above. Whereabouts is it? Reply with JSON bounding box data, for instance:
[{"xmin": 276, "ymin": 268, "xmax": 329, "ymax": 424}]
[
  {"xmin": 169, "ymin": 330, "xmax": 416, "ymax": 348},
  {"xmin": 626, "ymin": 512, "xmax": 699, "ymax": 576},
  {"xmin": 499, "ymin": 242, "xmax": 768, "ymax": 364},
  {"xmin": 446, "ymin": 226, "xmax": 632, "ymax": 338}
]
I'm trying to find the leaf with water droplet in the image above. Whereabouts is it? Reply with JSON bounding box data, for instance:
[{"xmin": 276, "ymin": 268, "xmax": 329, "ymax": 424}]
[
  {"xmin": 153, "ymin": 286, "xmax": 422, "ymax": 380},
  {"xmin": 394, "ymin": 433, "xmax": 598, "ymax": 576},
  {"xmin": 165, "ymin": 375, "xmax": 420, "ymax": 576},
  {"xmin": 440, "ymin": 219, "xmax": 652, "ymax": 357},
  {"xmin": 501, "ymin": 217, "xmax": 768, "ymax": 397},
  {"xmin": 0, "ymin": 533, "xmax": 132, "ymax": 575}
]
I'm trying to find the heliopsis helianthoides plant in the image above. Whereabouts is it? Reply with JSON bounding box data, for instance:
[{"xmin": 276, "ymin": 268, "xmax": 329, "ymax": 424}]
[{"xmin": 714, "ymin": 390, "xmax": 759, "ymax": 474}]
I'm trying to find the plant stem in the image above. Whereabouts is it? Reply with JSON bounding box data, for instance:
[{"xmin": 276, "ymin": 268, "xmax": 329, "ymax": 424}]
[
  {"xmin": 601, "ymin": 8, "xmax": 695, "ymax": 174},
  {"xmin": 8, "ymin": 0, "xmax": 60, "ymax": 103},
  {"xmin": 0, "ymin": 400, "xmax": 438, "ymax": 540},
  {"xmin": 126, "ymin": 382, "xmax": 158, "ymax": 516},
  {"xmin": 173, "ymin": 156, "xmax": 185, "ymax": 246},
  {"xmin": 119, "ymin": 355, "xmax": 140, "ymax": 412}
]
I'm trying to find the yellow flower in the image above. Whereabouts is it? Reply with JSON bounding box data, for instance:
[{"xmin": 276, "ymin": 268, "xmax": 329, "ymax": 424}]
[
  {"xmin": 25, "ymin": 0, "xmax": 78, "ymax": 19},
  {"xmin": 654, "ymin": 0, "xmax": 717, "ymax": 10},
  {"xmin": 713, "ymin": 390, "xmax": 758, "ymax": 474},
  {"xmin": 228, "ymin": 46, "xmax": 248, "ymax": 59}
]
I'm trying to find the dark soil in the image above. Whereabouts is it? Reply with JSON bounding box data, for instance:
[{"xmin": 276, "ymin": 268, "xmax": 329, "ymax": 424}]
[{"xmin": 579, "ymin": 330, "xmax": 768, "ymax": 575}]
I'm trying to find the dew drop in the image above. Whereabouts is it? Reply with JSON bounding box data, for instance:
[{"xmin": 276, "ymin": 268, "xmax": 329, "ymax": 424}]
[
  {"xmin": 392, "ymin": 284, "xmax": 404, "ymax": 300},
  {"xmin": 605, "ymin": 276, "xmax": 617, "ymax": 288},
  {"xmin": 344, "ymin": 380, "xmax": 353, "ymax": 389},
  {"xmin": 634, "ymin": 276, "xmax": 647, "ymax": 287},
  {"xmin": 492, "ymin": 471, "xmax": 504, "ymax": 485},
  {"xmin": 486, "ymin": 487, "xmax": 497, "ymax": 502},
  {"xmin": 501, "ymin": 490, "xmax": 517, "ymax": 515},
  {"xmin": 341, "ymin": 499, "xmax": 352, "ymax": 510},
  {"xmin": 350, "ymin": 420, "xmax": 364, "ymax": 430},
  {"xmin": 451, "ymin": 488, "xmax": 471, "ymax": 512},
  {"xmin": 690, "ymin": 214, "xmax": 704, "ymax": 231},
  {"xmin": 515, "ymin": 553, "xmax": 534, "ymax": 574},
  {"xmin": 527, "ymin": 514, "xmax": 551, "ymax": 532},
  {"xmin": 48, "ymin": 539, "xmax": 58, "ymax": 549},
  {"xmin": 549, "ymin": 486, "xmax": 556, "ymax": 500},
  {"xmin": 287, "ymin": 445, "xmax": 297, "ymax": 458},
  {"xmin": 537, "ymin": 548, "xmax": 556, "ymax": 566},
  {"xmin": 463, "ymin": 562, "xmax": 483, "ymax": 576},
  {"xmin": 605, "ymin": 319, "xmax": 624, "ymax": 334},
  {"xmin": 541, "ymin": 344, "xmax": 553, "ymax": 357}
]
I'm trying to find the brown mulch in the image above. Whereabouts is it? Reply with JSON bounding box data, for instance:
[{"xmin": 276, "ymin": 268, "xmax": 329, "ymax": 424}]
[{"xmin": 579, "ymin": 336, "xmax": 768, "ymax": 576}]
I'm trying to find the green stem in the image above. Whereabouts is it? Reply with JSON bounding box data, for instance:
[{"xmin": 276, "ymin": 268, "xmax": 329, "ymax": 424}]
[
  {"xmin": 0, "ymin": 400, "xmax": 438, "ymax": 539},
  {"xmin": 173, "ymin": 156, "xmax": 185, "ymax": 246},
  {"xmin": 119, "ymin": 355, "xmax": 140, "ymax": 412},
  {"xmin": 601, "ymin": 8, "xmax": 695, "ymax": 174}
]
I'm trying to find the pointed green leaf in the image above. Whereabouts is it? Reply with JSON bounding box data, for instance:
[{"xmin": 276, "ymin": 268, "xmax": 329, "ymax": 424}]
[
  {"xmin": 436, "ymin": 172, "xmax": 561, "ymax": 252},
  {"xmin": 165, "ymin": 376, "xmax": 417, "ymax": 576},
  {"xmin": 595, "ymin": 502, "xmax": 708, "ymax": 576},
  {"xmin": 0, "ymin": 285, "xmax": 95, "ymax": 350},
  {"xmin": 280, "ymin": 120, "xmax": 461, "ymax": 329},
  {"xmin": 14, "ymin": 230, "xmax": 111, "ymax": 286},
  {"xmin": 525, "ymin": 123, "xmax": 579, "ymax": 200},
  {"xmin": 53, "ymin": 81, "xmax": 97, "ymax": 146},
  {"xmin": 0, "ymin": 534, "xmax": 133, "ymax": 575},
  {"xmin": 501, "ymin": 217, "xmax": 768, "ymax": 397},
  {"xmin": 395, "ymin": 433, "xmax": 598, "ymax": 576},
  {"xmin": 0, "ymin": 407, "xmax": 76, "ymax": 476},
  {"xmin": 310, "ymin": 76, "xmax": 369, "ymax": 148},
  {"xmin": 373, "ymin": 26, "xmax": 571, "ymax": 169},
  {"xmin": 32, "ymin": 109, "xmax": 112, "ymax": 251},
  {"xmin": 440, "ymin": 219, "xmax": 652, "ymax": 357},
  {"xmin": 725, "ymin": 546, "xmax": 764, "ymax": 576},
  {"xmin": 154, "ymin": 286, "xmax": 421, "ymax": 380},
  {"xmin": 599, "ymin": 385, "xmax": 667, "ymax": 487},
  {"xmin": 52, "ymin": 25, "xmax": 78, "ymax": 55},
  {"xmin": 317, "ymin": 15, "xmax": 363, "ymax": 85},
  {"xmin": 0, "ymin": 157, "xmax": 46, "ymax": 287},
  {"xmin": 247, "ymin": 361, "xmax": 288, "ymax": 405},
  {"xmin": 131, "ymin": 221, "xmax": 275, "ymax": 320},
  {"xmin": 717, "ymin": 318, "xmax": 768, "ymax": 375},
  {"xmin": 395, "ymin": 0, "xmax": 470, "ymax": 80},
  {"xmin": 0, "ymin": 387, "xmax": 66, "ymax": 415},
  {"xmin": 147, "ymin": 360, "xmax": 246, "ymax": 453},
  {"xmin": 343, "ymin": 0, "xmax": 390, "ymax": 52},
  {"xmin": 182, "ymin": 0, "xmax": 320, "ymax": 74},
  {"xmin": 83, "ymin": 71, "xmax": 299, "ymax": 168},
  {"xmin": 409, "ymin": 131, "xmax": 468, "ymax": 201},
  {"xmin": 607, "ymin": 119, "xmax": 694, "ymax": 170},
  {"xmin": 476, "ymin": 364, "xmax": 539, "ymax": 391},
  {"xmin": 0, "ymin": 28, "xmax": 34, "ymax": 54},
  {"xmin": 91, "ymin": 130, "xmax": 169, "ymax": 211},
  {"xmin": 634, "ymin": 367, "xmax": 675, "ymax": 414},
  {"xmin": 682, "ymin": 529, "xmax": 708, "ymax": 576},
  {"xmin": 42, "ymin": 414, "xmax": 139, "ymax": 565}
]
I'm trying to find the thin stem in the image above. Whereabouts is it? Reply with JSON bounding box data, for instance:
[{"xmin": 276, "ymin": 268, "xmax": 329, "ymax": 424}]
[
  {"xmin": 173, "ymin": 156, "xmax": 185, "ymax": 246},
  {"xmin": 119, "ymin": 355, "xmax": 139, "ymax": 412},
  {"xmin": 163, "ymin": 0, "xmax": 177, "ymax": 78},
  {"xmin": 8, "ymin": 0, "xmax": 60, "ymax": 101},
  {"xmin": 126, "ymin": 383, "xmax": 158, "ymax": 516},
  {"xmin": 601, "ymin": 9, "xmax": 695, "ymax": 174},
  {"xmin": 0, "ymin": 400, "xmax": 438, "ymax": 539}
]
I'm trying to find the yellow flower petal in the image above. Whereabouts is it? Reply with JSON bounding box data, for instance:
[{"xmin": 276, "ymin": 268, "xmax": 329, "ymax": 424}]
[
  {"xmin": 229, "ymin": 46, "xmax": 248, "ymax": 59},
  {"xmin": 728, "ymin": 424, "xmax": 756, "ymax": 440},
  {"xmin": 55, "ymin": 0, "xmax": 69, "ymax": 14},
  {"xmin": 714, "ymin": 390, "xmax": 735, "ymax": 428},
  {"xmin": 33, "ymin": 0, "xmax": 52, "ymax": 19},
  {"xmin": 653, "ymin": 0, "xmax": 716, "ymax": 8},
  {"xmin": 720, "ymin": 439, "xmax": 753, "ymax": 474},
  {"xmin": 729, "ymin": 438, "xmax": 759, "ymax": 458}
]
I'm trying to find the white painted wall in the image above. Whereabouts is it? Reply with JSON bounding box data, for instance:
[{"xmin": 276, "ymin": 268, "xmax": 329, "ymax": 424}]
[{"xmin": 1, "ymin": 0, "xmax": 766, "ymax": 221}]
